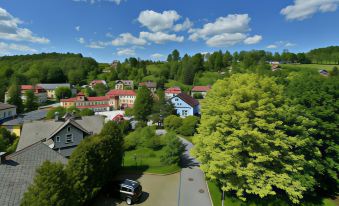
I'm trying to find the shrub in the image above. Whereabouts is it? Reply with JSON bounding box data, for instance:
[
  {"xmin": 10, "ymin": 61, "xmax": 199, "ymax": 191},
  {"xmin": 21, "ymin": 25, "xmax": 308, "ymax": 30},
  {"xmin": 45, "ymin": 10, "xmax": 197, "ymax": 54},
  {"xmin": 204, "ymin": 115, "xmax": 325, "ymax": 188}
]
[
  {"xmin": 46, "ymin": 107, "xmax": 66, "ymax": 119},
  {"xmin": 160, "ymin": 133, "xmax": 185, "ymax": 165},
  {"xmin": 179, "ymin": 116, "xmax": 199, "ymax": 136},
  {"xmin": 124, "ymin": 126, "xmax": 158, "ymax": 150},
  {"xmin": 164, "ymin": 115, "xmax": 182, "ymax": 132},
  {"xmin": 79, "ymin": 108, "xmax": 94, "ymax": 116},
  {"xmin": 193, "ymin": 93, "xmax": 203, "ymax": 99}
]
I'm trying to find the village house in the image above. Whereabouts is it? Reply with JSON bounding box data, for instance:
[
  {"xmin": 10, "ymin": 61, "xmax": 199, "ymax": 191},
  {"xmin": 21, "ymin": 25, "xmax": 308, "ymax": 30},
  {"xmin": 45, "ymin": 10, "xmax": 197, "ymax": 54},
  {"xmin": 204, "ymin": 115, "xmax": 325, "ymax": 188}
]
[
  {"xmin": 90, "ymin": 80, "xmax": 107, "ymax": 88},
  {"xmin": 17, "ymin": 113, "xmax": 104, "ymax": 157},
  {"xmin": 60, "ymin": 92, "xmax": 110, "ymax": 112},
  {"xmin": 165, "ymin": 87, "xmax": 182, "ymax": 100},
  {"xmin": 139, "ymin": 81, "xmax": 157, "ymax": 93},
  {"xmin": 319, "ymin": 69, "xmax": 330, "ymax": 77},
  {"xmin": 37, "ymin": 83, "xmax": 76, "ymax": 99},
  {"xmin": 0, "ymin": 102, "xmax": 16, "ymax": 124},
  {"xmin": 106, "ymin": 89, "xmax": 136, "ymax": 109},
  {"xmin": 169, "ymin": 93, "xmax": 200, "ymax": 117},
  {"xmin": 115, "ymin": 80, "xmax": 134, "ymax": 90},
  {"xmin": 5, "ymin": 85, "xmax": 48, "ymax": 104},
  {"xmin": 191, "ymin": 85, "xmax": 211, "ymax": 99}
]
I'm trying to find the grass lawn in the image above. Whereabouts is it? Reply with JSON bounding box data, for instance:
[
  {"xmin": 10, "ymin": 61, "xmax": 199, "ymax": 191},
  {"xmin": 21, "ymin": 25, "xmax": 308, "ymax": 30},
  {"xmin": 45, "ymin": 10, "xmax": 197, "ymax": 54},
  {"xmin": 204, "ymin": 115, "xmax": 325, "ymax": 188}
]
[
  {"xmin": 122, "ymin": 148, "xmax": 181, "ymax": 174},
  {"xmin": 207, "ymin": 181, "xmax": 336, "ymax": 206},
  {"xmin": 281, "ymin": 64, "xmax": 337, "ymax": 72}
]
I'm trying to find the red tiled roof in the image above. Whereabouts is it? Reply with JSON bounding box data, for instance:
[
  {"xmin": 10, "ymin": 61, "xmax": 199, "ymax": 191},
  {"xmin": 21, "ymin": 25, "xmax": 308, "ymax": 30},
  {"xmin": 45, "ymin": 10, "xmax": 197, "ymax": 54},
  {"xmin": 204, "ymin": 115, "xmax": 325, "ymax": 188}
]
[
  {"xmin": 21, "ymin": 85, "xmax": 34, "ymax": 90},
  {"xmin": 87, "ymin": 96, "xmax": 110, "ymax": 101},
  {"xmin": 192, "ymin": 85, "xmax": 211, "ymax": 92},
  {"xmin": 106, "ymin": 90, "xmax": 136, "ymax": 97},
  {"xmin": 165, "ymin": 87, "xmax": 181, "ymax": 94},
  {"xmin": 177, "ymin": 93, "xmax": 199, "ymax": 107},
  {"xmin": 60, "ymin": 97, "xmax": 77, "ymax": 102},
  {"xmin": 77, "ymin": 104, "xmax": 110, "ymax": 109},
  {"xmin": 112, "ymin": 114, "xmax": 124, "ymax": 121}
]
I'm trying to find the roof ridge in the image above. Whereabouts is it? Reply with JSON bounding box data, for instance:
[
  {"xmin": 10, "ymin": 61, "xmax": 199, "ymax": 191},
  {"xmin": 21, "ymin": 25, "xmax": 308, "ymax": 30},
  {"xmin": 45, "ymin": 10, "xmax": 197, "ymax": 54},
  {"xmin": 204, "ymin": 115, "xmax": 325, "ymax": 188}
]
[{"xmin": 7, "ymin": 141, "xmax": 44, "ymax": 159}]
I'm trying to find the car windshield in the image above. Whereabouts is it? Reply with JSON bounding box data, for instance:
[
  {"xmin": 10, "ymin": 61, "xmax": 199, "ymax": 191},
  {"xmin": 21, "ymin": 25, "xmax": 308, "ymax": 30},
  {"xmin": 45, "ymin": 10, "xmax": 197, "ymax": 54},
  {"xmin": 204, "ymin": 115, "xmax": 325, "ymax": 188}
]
[{"xmin": 134, "ymin": 185, "xmax": 142, "ymax": 193}]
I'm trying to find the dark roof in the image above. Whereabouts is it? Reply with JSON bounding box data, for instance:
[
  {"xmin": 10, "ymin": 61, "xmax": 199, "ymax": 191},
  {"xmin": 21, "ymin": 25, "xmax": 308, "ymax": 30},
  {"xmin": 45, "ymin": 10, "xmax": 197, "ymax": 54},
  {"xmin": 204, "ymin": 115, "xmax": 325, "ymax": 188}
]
[
  {"xmin": 47, "ymin": 118, "xmax": 91, "ymax": 140},
  {"xmin": 176, "ymin": 93, "xmax": 199, "ymax": 107},
  {"xmin": 2, "ymin": 109, "xmax": 48, "ymax": 126},
  {"xmin": 0, "ymin": 142, "xmax": 67, "ymax": 206},
  {"xmin": 0, "ymin": 102, "xmax": 16, "ymax": 111},
  {"xmin": 37, "ymin": 83, "xmax": 71, "ymax": 90}
]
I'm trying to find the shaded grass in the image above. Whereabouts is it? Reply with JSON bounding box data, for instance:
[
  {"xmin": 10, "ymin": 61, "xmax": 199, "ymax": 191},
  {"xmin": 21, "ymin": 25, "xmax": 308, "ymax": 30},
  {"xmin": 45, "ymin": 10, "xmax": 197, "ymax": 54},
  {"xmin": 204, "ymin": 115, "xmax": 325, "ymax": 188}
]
[
  {"xmin": 207, "ymin": 181, "xmax": 336, "ymax": 206},
  {"xmin": 281, "ymin": 64, "xmax": 337, "ymax": 72},
  {"xmin": 122, "ymin": 148, "xmax": 180, "ymax": 174}
]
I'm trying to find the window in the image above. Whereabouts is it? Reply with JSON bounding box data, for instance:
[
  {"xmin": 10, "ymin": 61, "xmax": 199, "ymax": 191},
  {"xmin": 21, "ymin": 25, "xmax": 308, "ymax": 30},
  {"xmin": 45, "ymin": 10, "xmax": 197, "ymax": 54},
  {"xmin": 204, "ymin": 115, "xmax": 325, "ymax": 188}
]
[
  {"xmin": 65, "ymin": 134, "xmax": 73, "ymax": 143},
  {"xmin": 182, "ymin": 110, "xmax": 188, "ymax": 116},
  {"xmin": 175, "ymin": 98, "xmax": 178, "ymax": 101},
  {"xmin": 67, "ymin": 126, "xmax": 71, "ymax": 132},
  {"xmin": 56, "ymin": 136, "xmax": 60, "ymax": 142}
]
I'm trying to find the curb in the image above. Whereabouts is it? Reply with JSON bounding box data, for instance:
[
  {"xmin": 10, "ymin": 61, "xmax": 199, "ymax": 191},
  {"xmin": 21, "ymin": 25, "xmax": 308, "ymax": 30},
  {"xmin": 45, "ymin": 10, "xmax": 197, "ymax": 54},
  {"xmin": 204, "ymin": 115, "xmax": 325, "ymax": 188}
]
[{"xmin": 205, "ymin": 179, "xmax": 214, "ymax": 206}]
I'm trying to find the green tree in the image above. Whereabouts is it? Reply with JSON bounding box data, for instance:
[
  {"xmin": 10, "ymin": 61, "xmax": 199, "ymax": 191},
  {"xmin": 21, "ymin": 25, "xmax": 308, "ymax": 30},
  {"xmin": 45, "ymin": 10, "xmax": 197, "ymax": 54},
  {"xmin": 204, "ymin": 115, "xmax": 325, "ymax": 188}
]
[
  {"xmin": 55, "ymin": 86, "xmax": 72, "ymax": 100},
  {"xmin": 133, "ymin": 86, "xmax": 153, "ymax": 121},
  {"xmin": 181, "ymin": 54, "xmax": 195, "ymax": 85},
  {"xmin": 21, "ymin": 161, "xmax": 73, "ymax": 206},
  {"xmin": 46, "ymin": 107, "xmax": 66, "ymax": 119},
  {"xmin": 192, "ymin": 74, "xmax": 318, "ymax": 204},
  {"xmin": 179, "ymin": 116, "xmax": 199, "ymax": 136},
  {"xmin": 93, "ymin": 83, "xmax": 107, "ymax": 96},
  {"xmin": 172, "ymin": 49, "xmax": 180, "ymax": 61},
  {"xmin": 79, "ymin": 108, "xmax": 94, "ymax": 116},
  {"xmin": 24, "ymin": 90, "xmax": 38, "ymax": 112},
  {"xmin": 7, "ymin": 83, "xmax": 23, "ymax": 113},
  {"xmin": 160, "ymin": 132, "xmax": 185, "ymax": 165},
  {"xmin": 164, "ymin": 115, "xmax": 182, "ymax": 132}
]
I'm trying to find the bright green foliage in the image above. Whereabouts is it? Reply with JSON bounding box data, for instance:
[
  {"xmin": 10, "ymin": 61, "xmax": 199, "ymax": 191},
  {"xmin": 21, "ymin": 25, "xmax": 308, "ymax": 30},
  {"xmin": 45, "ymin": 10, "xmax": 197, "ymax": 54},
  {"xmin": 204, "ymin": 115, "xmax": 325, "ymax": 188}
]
[
  {"xmin": 93, "ymin": 83, "xmax": 107, "ymax": 96},
  {"xmin": 286, "ymin": 74, "xmax": 339, "ymax": 194},
  {"xmin": 124, "ymin": 126, "xmax": 159, "ymax": 150},
  {"xmin": 160, "ymin": 132, "xmax": 185, "ymax": 165},
  {"xmin": 55, "ymin": 86, "xmax": 72, "ymax": 100},
  {"xmin": 21, "ymin": 161, "xmax": 73, "ymax": 206},
  {"xmin": 133, "ymin": 86, "xmax": 153, "ymax": 121},
  {"xmin": 0, "ymin": 127, "xmax": 18, "ymax": 152},
  {"xmin": 79, "ymin": 108, "xmax": 94, "ymax": 116},
  {"xmin": 192, "ymin": 74, "xmax": 317, "ymax": 204},
  {"xmin": 7, "ymin": 83, "xmax": 23, "ymax": 113},
  {"xmin": 67, "ymin": 130, "xmax": 123, "ymax": 205},
  {"xmin": 24, "ymin": 90, "xmax": 38, "ymax": 112},
  {"xmin": 164, "ymin": 115, "xmax": 182, "ymax": 132},
  {"xmin": 179, "ymin": 116, "xmax": 199, "ymax": 136},
  {"xmin": 46, "ymin": 107, "xmax": 66, "ymax": 119}
]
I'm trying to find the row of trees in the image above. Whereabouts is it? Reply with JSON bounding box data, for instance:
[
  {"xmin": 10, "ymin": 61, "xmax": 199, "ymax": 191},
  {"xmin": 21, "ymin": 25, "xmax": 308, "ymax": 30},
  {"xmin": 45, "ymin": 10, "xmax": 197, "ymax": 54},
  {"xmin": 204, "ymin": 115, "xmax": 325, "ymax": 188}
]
[
  {"xmin": 192, "ymin": 73, "xmax": 338, "ymax": 204},
  {"xmin": 21, "ymin": 121, "xmax": 124, "ymax": 206}
]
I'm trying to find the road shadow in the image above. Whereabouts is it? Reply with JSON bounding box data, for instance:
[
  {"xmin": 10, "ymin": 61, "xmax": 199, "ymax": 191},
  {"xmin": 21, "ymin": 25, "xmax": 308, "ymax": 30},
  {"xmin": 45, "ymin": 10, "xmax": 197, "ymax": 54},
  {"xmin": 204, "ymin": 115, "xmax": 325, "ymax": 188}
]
[{"xmin": 180, "ymin": 143, "xmax": 199, "ymax": 169}]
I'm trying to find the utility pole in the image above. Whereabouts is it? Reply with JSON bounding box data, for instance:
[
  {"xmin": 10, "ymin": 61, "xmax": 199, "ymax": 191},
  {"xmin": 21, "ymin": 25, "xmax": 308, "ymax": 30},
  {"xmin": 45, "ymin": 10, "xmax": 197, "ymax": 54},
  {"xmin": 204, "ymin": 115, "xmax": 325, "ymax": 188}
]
[{"xmin": 222, "ymin": 190, "xmax": 225, "ymax": 206}]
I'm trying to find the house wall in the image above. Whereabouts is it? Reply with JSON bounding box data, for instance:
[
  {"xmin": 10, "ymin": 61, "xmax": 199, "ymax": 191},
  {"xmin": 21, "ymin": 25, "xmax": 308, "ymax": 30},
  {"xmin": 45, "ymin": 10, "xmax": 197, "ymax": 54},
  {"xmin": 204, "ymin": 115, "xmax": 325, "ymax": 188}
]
[
  {"xmin": 170, "ymin": 97, "xmax": 194, "ymax": 117},
  {"xmin": 52, "ymin": 124, "xmax": 86, "ymax": 150},
  {"xmin": 0, "ymin": 108, "xmax": 17, "ymax": 123}
]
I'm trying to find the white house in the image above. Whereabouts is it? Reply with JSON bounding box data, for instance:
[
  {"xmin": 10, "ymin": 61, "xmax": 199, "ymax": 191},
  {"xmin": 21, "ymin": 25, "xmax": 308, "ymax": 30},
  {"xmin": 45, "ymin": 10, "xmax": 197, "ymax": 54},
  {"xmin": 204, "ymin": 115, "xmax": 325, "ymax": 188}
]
[
  {"xmin": 169, "ymin": 93, "xmax": 200, "ymax": 117},
  {"xmin": 0, "ymin": 103, "xmax": 16, "ymax": 124}
]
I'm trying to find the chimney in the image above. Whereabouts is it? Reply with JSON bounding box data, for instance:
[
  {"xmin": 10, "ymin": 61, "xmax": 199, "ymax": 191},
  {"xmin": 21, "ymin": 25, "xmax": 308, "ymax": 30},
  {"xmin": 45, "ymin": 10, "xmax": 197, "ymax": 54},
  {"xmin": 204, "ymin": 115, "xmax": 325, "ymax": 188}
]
[
  {"xmin": 0, "ymin": 152, "xmax": 6, "ymax": 165},
  {"xmin": 54, "ymin": 112, "xmax": 60, "ymax": 121}
]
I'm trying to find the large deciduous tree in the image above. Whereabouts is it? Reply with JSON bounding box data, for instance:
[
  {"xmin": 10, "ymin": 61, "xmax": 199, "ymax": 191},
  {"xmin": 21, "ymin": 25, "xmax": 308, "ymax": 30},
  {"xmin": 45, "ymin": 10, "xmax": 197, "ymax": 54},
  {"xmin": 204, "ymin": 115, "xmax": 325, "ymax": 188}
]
[
  {"xmin": 7, "ymin": 83, "xmax": 23, "ymax": 113},
  {"xmin": 133, "ymin": 86, "xmax": 153, "ymax": 121},
  {"xmin": 24, "ymin": 90, "xmax": 38, "ymax": 112},
  {"xmin": 192, "ymin": 74, "xmax": 318, "ymax": 204},
  {"xmin": 55, "ymin": 86, "xmax": 72, "ymax": 100}
]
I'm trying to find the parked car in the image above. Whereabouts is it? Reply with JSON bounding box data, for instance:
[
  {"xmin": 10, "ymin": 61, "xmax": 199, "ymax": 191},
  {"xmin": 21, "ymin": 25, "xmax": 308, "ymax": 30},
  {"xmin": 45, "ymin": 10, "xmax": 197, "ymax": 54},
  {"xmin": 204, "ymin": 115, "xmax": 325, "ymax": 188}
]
[{"xmin": 115, "ymin": 179, "xmax": 142, "ymax": 205}]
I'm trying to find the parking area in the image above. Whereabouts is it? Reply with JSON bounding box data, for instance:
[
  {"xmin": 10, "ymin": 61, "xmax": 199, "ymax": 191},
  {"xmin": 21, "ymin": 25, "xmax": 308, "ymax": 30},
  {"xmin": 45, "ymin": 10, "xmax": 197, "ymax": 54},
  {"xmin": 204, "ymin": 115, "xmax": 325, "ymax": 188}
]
[{"xmin": 93, "ymin": 173, "xmax": 180, "ymax": 206}]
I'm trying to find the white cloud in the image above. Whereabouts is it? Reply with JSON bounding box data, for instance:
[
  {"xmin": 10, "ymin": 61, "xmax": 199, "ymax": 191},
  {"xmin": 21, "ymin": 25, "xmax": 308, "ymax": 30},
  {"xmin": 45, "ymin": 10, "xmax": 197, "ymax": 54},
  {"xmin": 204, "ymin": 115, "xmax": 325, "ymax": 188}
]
[
  {"xmin": 116, "ymin": 48, "xmax": 135, "ymax": 56},
  {"xmin": 140, "ymin": 31, "xmax": 184, "ymax": 44},
  {"xmin": 106, "ymin": 32, "xmax": 113, "ymax": 38},
  {"xmin": 73, "ymin": 0, "xmax": 125, "ymax": 5},
  {"xmin": 173, "ymin": 18, "xmax": 193, "ymax": 32},
  {"xmin": 75, "ymin": 26, "xmax": 80, "ymax": 31},
  {"xmin": 281, "ymin": 0, "xmax": 339, "ymax": 20},
  {"xmin": 0, "ymin": 7, "xmax": 49, "ymax": 43},
  {"xmin": 206, "ymin": 33, "xmax": 247, "ymax": 47},
  {"xmin": 77, "ymin": 37, "xmax": 85, "ymax": 44},
  {"xmin": 138, "ymin": 10, "xmax": 181, "ymax": 32},
  {"xmin": 151, "ymin": 53, "xmax": 164, "ymax": 59},
  {"xmin": 111, "ymin": 33, "xmax": 147, "ymax": 46},
  {"xmin": 267, "ymin": 44, "xmax": 277, "ymax": 49},
  {"xmin": 285, "ymin": 42, "xmax": 296, "ymax": 47},
  {"xmin": 86, "ymin": 41, "xmax": 109, "ymax": 49},
  {"xmin": 189, "ymin": 14, "xmax": 251, "ymax": 41},
  {"xmin": 0, "ymin": 41, "xmax": 37, "ymax": 55},
  {"xmin": 244, "ymin": 35, "xmax": 262, "ymax": 44}
]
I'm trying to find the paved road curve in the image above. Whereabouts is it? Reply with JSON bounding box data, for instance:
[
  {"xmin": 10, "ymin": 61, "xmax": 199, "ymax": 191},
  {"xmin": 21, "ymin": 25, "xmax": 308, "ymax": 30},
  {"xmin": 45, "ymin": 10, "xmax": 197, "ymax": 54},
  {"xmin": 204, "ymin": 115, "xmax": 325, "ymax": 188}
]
[{"xmin": 178, "ymin": 137, "xmax": 212, "ymax": 206}]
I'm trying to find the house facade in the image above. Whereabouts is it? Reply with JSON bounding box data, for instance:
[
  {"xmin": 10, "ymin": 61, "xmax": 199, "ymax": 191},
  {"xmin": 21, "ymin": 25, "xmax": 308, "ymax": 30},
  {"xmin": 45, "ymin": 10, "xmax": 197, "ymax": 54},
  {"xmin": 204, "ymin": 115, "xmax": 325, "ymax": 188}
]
[
  {"xmin": 106, "ymin": 89, "xmax": 136, "ymax": 109},
  {"xmin": 5, "ymin": 85, "xmax": 48, "ymax": 104},
  {"xmin": 170, "ymin": 93, "xmax": 200, "ymax": 117},
  {"xmin": 191, "ymin": 85, "xmax": 211, "ymax": 99},
  {"xmin": 165, "ymin": 87, "xmax": 182, "ymax": 100},
  {"xmin": 90, "ymin": 80, "xmax": 107, "ymax": 88},
  {"xmin": 0, "ymin": 103, "xmax": 16, "ymax": 124},
  {"xmin": 139, "ymin": 81, "xmax": 157, "ymax": 93},
  {"xmin": 115, "ymin": 80, "xmax": 134, "ymax": 90},
  {"xmin": 37, "ymin": 83, "xmax": 75, "ymax": 99},
  {"xmin": 60, "ymin": 92, "xmax": 110, "ymax": 112}
]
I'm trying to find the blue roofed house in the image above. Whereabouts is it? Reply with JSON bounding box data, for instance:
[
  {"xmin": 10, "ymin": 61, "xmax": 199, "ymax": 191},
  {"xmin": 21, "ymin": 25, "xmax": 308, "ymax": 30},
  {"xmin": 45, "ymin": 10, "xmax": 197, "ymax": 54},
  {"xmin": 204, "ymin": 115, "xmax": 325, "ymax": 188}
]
[{"xmin": 169, "ymin": 93, "xmax": 200, "ymax": 117}]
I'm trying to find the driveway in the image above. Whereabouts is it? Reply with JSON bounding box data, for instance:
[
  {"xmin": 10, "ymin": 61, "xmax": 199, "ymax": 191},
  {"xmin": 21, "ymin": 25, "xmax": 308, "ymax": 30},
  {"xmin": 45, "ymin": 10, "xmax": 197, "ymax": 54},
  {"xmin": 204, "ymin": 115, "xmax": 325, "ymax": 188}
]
[
  {"xmin": 178, "ymin": 137, "xmax": 212, "ymax": 206},
  {"xmin": 93, "ymin": 173, "xmax": 180, "ymax": 206}
]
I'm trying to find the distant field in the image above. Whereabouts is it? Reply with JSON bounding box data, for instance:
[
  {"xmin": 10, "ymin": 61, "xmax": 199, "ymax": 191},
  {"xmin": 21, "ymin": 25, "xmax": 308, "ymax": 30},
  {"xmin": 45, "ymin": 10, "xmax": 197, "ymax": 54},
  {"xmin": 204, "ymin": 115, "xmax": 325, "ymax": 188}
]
[{"xmin": 281, "ymin": 64, "xmax": 337, "ymax": 71}]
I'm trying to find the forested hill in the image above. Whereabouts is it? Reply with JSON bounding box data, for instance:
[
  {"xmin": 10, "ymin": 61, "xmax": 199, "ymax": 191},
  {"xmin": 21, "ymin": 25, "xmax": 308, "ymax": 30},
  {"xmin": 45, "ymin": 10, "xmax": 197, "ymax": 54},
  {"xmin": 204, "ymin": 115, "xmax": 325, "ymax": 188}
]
[
  {"xmin": 0, "ymin": 53, "xmax": 99, "ymax": 85},
  {"xmin": 307, "ymin": 46, "xmax": 339, "ymax": 64}
]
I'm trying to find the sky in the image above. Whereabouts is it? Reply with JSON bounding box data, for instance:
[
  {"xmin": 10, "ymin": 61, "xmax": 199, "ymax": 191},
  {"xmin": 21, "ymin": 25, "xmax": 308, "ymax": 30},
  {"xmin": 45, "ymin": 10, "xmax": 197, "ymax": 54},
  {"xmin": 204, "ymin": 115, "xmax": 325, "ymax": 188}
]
[{"xmin": 0, "ymin": 0, "xmax": 338, "ymax": 63}]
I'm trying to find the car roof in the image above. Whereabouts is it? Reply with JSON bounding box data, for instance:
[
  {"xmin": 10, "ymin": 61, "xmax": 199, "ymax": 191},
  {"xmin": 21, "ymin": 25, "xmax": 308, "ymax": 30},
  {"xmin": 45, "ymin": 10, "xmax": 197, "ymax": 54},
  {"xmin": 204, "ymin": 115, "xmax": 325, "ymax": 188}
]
[{"xmin": 120, "ymin": 179, "xmax": 140, "ymax": 188}]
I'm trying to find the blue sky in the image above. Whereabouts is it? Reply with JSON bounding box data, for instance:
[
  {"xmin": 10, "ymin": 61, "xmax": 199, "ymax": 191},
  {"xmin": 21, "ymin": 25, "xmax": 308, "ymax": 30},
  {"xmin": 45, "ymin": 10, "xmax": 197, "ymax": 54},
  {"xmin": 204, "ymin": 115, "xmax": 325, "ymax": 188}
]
[{"xmin": 0, "ymin": 0, "xmax": 338, "ymax": 62}]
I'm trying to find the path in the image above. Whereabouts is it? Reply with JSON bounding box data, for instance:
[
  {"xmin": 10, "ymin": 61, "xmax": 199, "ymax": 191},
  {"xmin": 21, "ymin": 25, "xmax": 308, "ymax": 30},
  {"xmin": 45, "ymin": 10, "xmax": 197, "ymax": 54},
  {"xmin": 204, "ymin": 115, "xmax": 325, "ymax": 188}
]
[{"xmin": 178, "ymin": 137, "xmax": 212, "ymax": 206}]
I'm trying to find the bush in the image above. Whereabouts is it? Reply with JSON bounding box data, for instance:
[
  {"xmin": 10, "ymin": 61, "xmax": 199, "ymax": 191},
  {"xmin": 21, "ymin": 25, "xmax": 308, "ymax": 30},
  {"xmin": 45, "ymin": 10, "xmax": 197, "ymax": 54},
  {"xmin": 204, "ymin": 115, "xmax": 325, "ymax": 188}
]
[
  {"xmin": 79, "ymin": 108, "xmax": 94, "ymax": 116},
  {"xmin": 164, "ymin": 115, "xmax": 182, "ymax": 132},
  {"xmin": 193, "ymin": 93, "xmax": 203, "ymax": 99},
  {"xmin": 124, "ymin": 126, "xmax": 159, "ymax": 150},
  {"xmin": 46, "ymin": 107, "xmax": 66, "ymax": 119},
  {"xmin": 160, "ymin": 132, "xmax": 185, "ymax": 165},
  {"xmin": 179, "ymin": 116, "xmax": 199, "ymax": 136}
]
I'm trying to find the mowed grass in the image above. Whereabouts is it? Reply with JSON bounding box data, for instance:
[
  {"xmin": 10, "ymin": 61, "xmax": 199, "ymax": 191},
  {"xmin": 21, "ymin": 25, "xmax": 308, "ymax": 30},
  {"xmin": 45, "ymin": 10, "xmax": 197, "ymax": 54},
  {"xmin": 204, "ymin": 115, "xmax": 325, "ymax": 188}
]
[
  {"xmin": 122, "ymin": 148, "xmax": 181, "ymax": 174},
  {"xmin": 207, "ymin": 181, "xmax": 336, "ymax": 206},
  {"xmin": 281, "ymin": 64, "xmax": 337, "ymax": 72}
]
